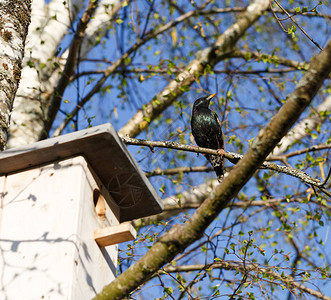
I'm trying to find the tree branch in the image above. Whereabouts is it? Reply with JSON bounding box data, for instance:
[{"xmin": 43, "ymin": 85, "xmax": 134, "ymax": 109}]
[
  {"xmin": 268, "ymin": 144, "xmax": 331, "ymax": 161},
  {"xmin": 271, "ymin": 95, "xmax": 331, "ymax": 156},
  {"xmin": 94, "ymin": 35, "xmax": 331, "ymax": 300},
  {"xmin": 8, "ymin": 0, "xmax": 85, "ymax": 147},
  {"xmin": 145, "ymin": 165, "xmax": 214, "ymax": 177},
  {"xmin": 117, "ymin": 0, "xmax": 270, "ymax": 138},
  {"xmin": 40, "ymin": 0, "xmax": 100, "ymax": 139},
  {"xmin": 8, "ymin": 0, "xmax": 124, "ymax": 147},
  {"xmin": 161, "ymin": 261, "xmax": 330, "ymax": 300},
  {"xmin": 133, "ymin": 188, "xmax": 331, "ymax": 227},
  {"xmin": 51, "ymin": 0, "xmax": 214, "ymax": 137},
  {"xmin": 144, "ymin": 144, "xmax": 331, "ymax": 177},
  {"xmin": 122, "ymin": 137, "xmax": 323, "ymax": 188},
  {"xmin": 202, "ymin": 7, "xmax": 331, "ymax": 20},
  {"xmin": 271, "ymin": 0, "xmax": 323, "ymax": 50},
  {"xmin": 231, "ymin": 49, "xmax": 308, "ymax": 69},
  {"xmin": 73, "ymin": 66, "xmax": 301, "ymax": 78}
]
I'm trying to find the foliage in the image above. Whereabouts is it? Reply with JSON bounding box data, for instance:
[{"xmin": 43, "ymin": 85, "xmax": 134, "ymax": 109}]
[{"xmin": 7, "ymin": 0, "xmax": 331, "ymax": 299}]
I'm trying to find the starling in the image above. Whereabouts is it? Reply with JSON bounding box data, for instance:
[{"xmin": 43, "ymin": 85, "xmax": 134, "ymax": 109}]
[{"xmin": 191, "ymin": 93, "xmax": 225, "ymax": 182}]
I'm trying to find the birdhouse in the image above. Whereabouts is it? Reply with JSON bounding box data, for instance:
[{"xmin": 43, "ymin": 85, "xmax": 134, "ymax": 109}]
[{"xmin": 0, "ymin": 124, "xmax": 163, "ymax": 299}]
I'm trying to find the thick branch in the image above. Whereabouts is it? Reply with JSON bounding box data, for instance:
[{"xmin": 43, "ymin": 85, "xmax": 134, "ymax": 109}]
[{"xmin": 94, "ymin": 36, "xmax": 331, "ymax": 300}]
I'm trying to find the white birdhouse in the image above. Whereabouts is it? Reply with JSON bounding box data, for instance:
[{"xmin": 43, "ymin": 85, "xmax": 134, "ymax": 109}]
[{"xmin": 0, "ymin": 124, "xmax": 163, "ymax": 299}]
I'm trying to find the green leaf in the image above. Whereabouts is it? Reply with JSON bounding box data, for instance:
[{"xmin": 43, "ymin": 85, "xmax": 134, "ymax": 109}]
[
  {"xmin": 179, "ymin": 85, "xmax": 190, "ymax": 92},
  {"xmin": 164, "ymin": 287, "xmax": 173, "ymax": 295}
]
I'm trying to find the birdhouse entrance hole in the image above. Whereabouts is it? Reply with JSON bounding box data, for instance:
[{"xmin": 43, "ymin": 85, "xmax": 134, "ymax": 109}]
[{"xmin": 93, "ymin": 189, "xmax": 106, "ymax": 219}]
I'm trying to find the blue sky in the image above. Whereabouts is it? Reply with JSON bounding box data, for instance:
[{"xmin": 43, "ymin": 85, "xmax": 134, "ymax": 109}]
[{"xmin": 49, "ymin": 0, "xmax": 331, "ymax": 297}]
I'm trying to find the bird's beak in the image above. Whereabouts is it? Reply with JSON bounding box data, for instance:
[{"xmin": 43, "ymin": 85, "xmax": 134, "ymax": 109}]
[{"xmin": 206, "ymin": 93, "xmax": 217, "ymax": 101}]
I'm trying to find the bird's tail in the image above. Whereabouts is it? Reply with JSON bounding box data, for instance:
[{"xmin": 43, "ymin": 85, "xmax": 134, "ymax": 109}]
[{"xmin": 208, "ymin": 154, "xmax": 224, "ymax": 182}]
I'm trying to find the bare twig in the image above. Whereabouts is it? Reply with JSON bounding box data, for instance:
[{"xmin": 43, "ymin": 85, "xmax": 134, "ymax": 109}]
[
  {"xmin": 52, "ymin": 0, "xmax": 214, "ymax": 138},
  {"xmin": 160, "ymin": 261, "xmax": 330, "ymax": 300},
  {"xmin": 41, "ymin": 0, "xmax": 100, "ymax": 139},
  {"xmin": 268, "ymin": 144, "xmax": 331, "ymax": 161},
  {"xmin": 122, "ymin": 137, "xmax": 323, "ymax": 187},
  {"xmin": 269, "ymin": 0, "xmax": 288, "ymax": 33},
  {"xmin": 231, "ymin": 49, "xmax": 308, "ymax": 70},
  {"xmin": 73, "ymin": 66, "xmax": 300, "ymax": 79},
  {"xmin": 270, "ymin": 0, "xmax": 323, "ymax": 50},
  {"xmin": 229, "ymin": 233, "xmax": 252, "ymax": 299},
  {"xmin": 146, "ymin": 165, "xmax": 214, "ymax": 177},
  {"xmin": 321, "ymin": 167, "xmax": 331, "ymax": 186}
]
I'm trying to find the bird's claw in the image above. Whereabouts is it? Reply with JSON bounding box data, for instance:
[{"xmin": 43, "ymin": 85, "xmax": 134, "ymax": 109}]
[{"xmin": 217, "ymin": 149, "xmax": 225, "ymax": 157}]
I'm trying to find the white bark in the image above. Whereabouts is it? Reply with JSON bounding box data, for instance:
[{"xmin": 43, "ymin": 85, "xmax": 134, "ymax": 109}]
[
  {"xmin": 0, "ymin": 0, "xmax": 31, "ymax": 150},
  {"xmin": 133, "ymin": 179, "xmax": 219, "ymax": 227},
  {"xmin": 80, "ymin": 0, "xmax": 123, "ymax": 58},
  {"xmin": 271, "ymin": 95, "xmax": 331, "ymax": 156},
  {"xmin": 8, "ymin": 0, "xmax": 84, "ymax": 147},
  {"xmin": 163, "ymin": 179, "xmax": 219, "ymax": 208},
  {"xmin": 8, "ymin": 0, "xmax": 121, "ymax": 148}
]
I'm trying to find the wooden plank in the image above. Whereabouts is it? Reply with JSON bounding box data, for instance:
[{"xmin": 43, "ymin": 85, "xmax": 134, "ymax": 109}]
[
  {"xmin": 94, "ymin": 223, "xmax": 137, "ymax": 247},
  {"xmin": 0, "ymin": 123, "xmax": 163, "ymax": 222}
]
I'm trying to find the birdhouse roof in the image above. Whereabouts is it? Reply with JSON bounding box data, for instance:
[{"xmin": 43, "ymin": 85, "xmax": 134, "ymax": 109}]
[{"xmin": 0, "ymin": 123, "xmax": 163, "ymax": 222}]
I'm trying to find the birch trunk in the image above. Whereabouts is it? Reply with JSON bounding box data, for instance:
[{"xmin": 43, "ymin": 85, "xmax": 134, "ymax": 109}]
[{"xmin": 0, "ymin": 0, "xmax": 31, "ymax": 150}]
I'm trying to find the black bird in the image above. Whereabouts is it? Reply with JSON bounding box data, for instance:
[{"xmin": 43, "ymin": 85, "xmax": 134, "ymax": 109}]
[{"xmin": 191, "ymin": 93, "xmax": 225, "ymax": 182}]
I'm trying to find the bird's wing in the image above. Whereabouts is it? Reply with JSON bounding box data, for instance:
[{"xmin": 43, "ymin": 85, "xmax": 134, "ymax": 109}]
[{"xmin": 212, "ymin": 111, "xmax": 224, "ymax": 150}]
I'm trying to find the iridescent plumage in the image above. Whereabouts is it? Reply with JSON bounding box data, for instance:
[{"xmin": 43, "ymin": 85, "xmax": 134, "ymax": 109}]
[{"xmin": 191, "ymin": 94, "xmax": 225, "ymax": 182}]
